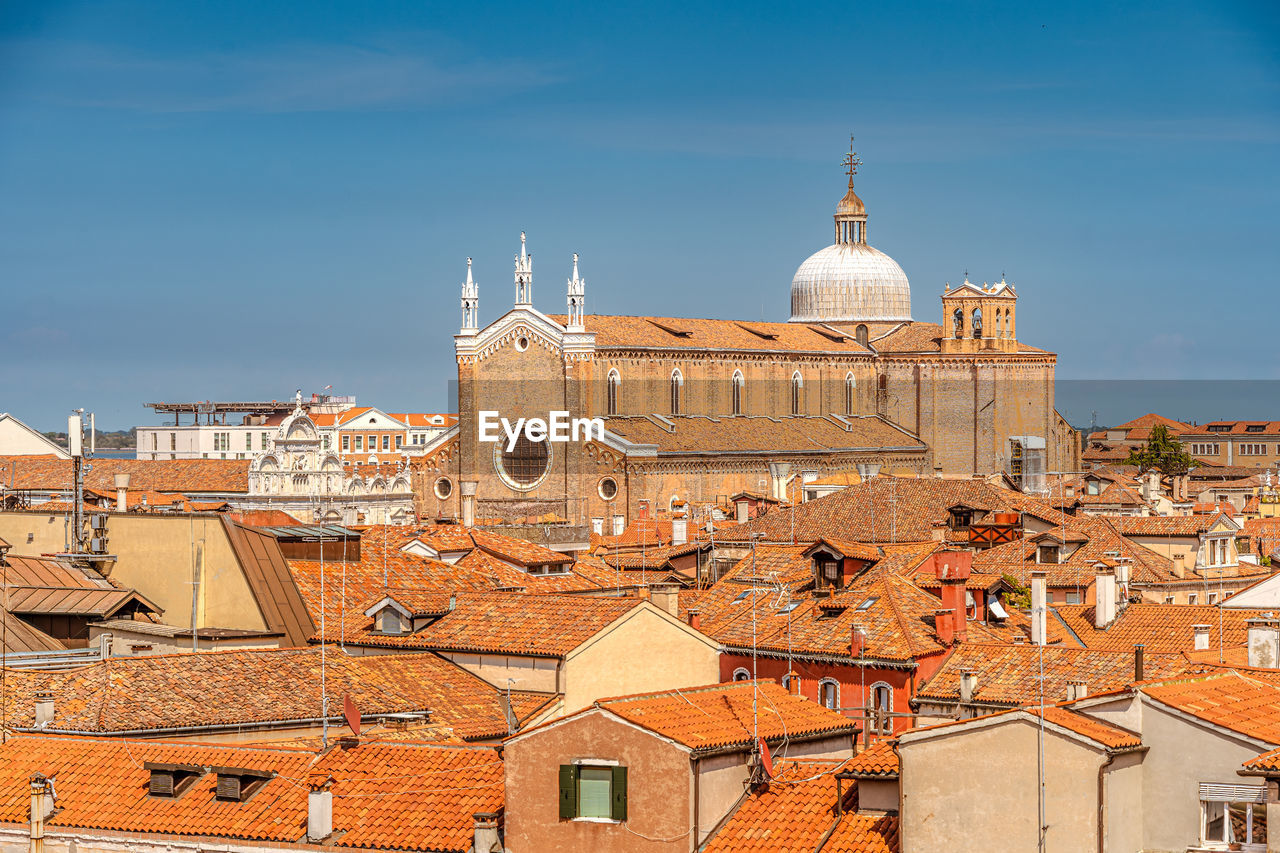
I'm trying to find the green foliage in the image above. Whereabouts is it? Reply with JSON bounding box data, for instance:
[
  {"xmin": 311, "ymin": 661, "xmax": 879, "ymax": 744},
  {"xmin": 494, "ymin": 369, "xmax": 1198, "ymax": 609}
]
[
  {"xmin": 1125, "ymin": 424, "xmax": 1194, "ymax": 474},
  {"xmin": 1002, "ymin": 573, "xmax": 1031, "ymax": 609}
]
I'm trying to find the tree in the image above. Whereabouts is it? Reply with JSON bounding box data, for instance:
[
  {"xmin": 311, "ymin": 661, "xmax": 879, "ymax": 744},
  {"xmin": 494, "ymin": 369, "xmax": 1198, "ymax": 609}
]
[{"xmin": 1125, "ymin": 424, "xmax": 1194, "ymax": 474}]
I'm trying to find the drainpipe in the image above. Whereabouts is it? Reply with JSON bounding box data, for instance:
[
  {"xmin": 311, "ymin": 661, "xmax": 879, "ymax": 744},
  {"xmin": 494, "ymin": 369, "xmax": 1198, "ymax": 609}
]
[
  {"xmin": 691, "ymin": 757, "xmax": 699, "ymax": 853},
  {"xmin": 1096, "ymin": 751, "xmax": 1115, "ymax": 853}
]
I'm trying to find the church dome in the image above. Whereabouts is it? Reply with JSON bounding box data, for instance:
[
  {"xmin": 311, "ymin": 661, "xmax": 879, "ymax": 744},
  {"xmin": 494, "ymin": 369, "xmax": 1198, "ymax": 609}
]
[
  {"xmin": 789, "ymin": 148, "xmax": 912, "ymax": 324},
  {"xmin": 790, "ymin": 242, "xmax": 912, "ymax": 323}
]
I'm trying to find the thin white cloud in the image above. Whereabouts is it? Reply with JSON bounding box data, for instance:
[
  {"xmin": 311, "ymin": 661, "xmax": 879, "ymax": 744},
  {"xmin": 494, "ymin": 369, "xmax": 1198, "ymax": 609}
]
[{"xmin": 2, "ymin": 38, "xmax": 562, "ymax": 112}]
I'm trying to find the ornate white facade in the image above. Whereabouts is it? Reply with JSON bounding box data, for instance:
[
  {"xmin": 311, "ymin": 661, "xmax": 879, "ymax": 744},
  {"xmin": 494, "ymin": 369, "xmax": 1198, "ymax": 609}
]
[{"xmin": 242, "ymin": 409, "xmax": 415, "ymax": 525}]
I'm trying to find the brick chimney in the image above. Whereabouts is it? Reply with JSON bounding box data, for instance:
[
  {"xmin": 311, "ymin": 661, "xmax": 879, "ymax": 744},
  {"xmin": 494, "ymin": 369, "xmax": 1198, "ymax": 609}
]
[
  {"xmin": 686, "ymin": 607, "xmax": 701, "ymax": 630},
  {"xmin": 935, "ymin": 609, "xmax": 956, "ymax": 645},
  {"xmin": 1192, "ymin": 624, "xmax": 1211, "ymax": 651},
  {"xmin": 1030, "ymin": 571, "xmax": 1047, "ymax": 646},
  {"xmin": 932, "ymin": 550, "xmax": 971, "ymax": 644},
  {"xmin": 638, "ymin": 500, "xmax": 650, "ymax": 520}
]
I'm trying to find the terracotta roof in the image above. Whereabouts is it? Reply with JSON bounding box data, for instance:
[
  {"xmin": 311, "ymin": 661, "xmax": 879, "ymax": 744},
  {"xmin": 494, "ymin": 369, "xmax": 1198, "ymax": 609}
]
[
  {"xmin": 914, "ymin": 643, "xmax": 1192, "ymax": 708},
  {"xmin": 597, "ymin": 681, "xmax": 858, "ymax": 753},
  {"xmin": 1141, "ymin": 671, "xmax": 1280, "ymax": 743},
  {"xmin": 226, "ymin": 509, "xmax": 305, "ymax": 526},
  {"xmin": 714, "ymin": 477, "xmax": 1069, "ymax": 544},
  {"xmin": 0, "ymin": 455, "xmax": 250, "ymax": 494},
  {"xmin": 1112, "ymin": 513, "xmax": 1234, "ymax": 537},
  {"xmin": 1243, "ymin": 745, "xmax": 1280, "ymax": 773},
  {"xmin": 393, "ymin": 593, "xmax": 643, "ymax": 657},
  {"xmin": 1051, "ymin": 604, "xmax": 1275, "ymax": 653},
  {"xmin": 0, "ymin": 646, "xmax": 527, "ymax": 740},
  {"xmin": 1243, "ymin": 517, "xmax": 1280, "ymax": 558},
  {"xmin": 1034, "ymin": 705, "xmax": 1141, "ymax": 748},
  {"xmin": 703, "ymin": 758, "xmax": 899, "ymax": 853},
  {"xmin": 1182, "ymin": 421, "xmax": 1280, "ymax": 436},
  {"xmin": 1110, "ymin": 413, "xmax": 1193, "ymax": 439},
  {"xmin": 844, "ymin": 739, "xmax": 899, "ymax": 778},
  {"xmin": 972, "ymin": 518, "xmax": 1180, "ymax": 588},
  {"xmin": 0, "ymin": 734, "xmax": 500, "ymax": 852},
  {"xmin": 553, "ymin": 314, "xmax": 877, "ymax": 354},
  {"xmin": 602, "ymin": 415, "xmax": 925, "ymax": 455}
]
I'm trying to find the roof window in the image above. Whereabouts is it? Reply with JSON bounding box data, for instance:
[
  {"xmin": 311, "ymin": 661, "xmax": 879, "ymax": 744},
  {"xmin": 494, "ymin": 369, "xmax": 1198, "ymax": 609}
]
[
  {"xmin": 212, "ymin": 766, "xmax": 275, "ymax": 802},
  {"xmin": 778, "ymin": 601, "xmax": 801, "ymax": 614},
  {"xmin": 855, "ymin": 596, "xmax": 879, "ymax": 611},
  {"xmin": 1246, "ymin": 424, "xmax": 1266, "ymax": 432},
  {"xmin": 144, "ymin": 762, "xmax": 205, "ymax": 798},
  {"xmin": 1206, "ymin": 424, "xmax": 1233, "ymax": 432}
]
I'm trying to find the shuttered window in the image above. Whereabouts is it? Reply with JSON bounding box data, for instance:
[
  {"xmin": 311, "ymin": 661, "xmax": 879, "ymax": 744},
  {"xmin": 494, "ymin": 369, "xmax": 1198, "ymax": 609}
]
[{"xmin": 558, "ymin": 764, "xmax": 627, "ymax": 822}]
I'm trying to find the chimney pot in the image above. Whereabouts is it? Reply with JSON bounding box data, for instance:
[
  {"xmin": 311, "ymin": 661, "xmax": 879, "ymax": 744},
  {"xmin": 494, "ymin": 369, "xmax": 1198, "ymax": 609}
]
[
  {"xmin": 1192, "ymin": 623, "xmax": 1211, "ymax": 652},
  {"xmin": 472, "ymin": 811, "xmax": 502, "ymax": 853},
  {"xmin": 1094, "ymin": 568, "xmax": 1117, "ymax": 630},
  {"xmin": 1134, "ymin": 643, "xmax": 1146, "ymax": 682},
  {"xmin": 687, "ymin": 607, "xmax": 701, "ymax": 630},
  {"xmin": 33, "ymin": 692, "xmax": 54, "ymax": 728},
  {"xmin": 1067, "ymin": 679, "xmax": 1088, "ymax": 701},
  {"xmin": 306, "ymin": 776, "xmax": 334, "ymax": 842},
  {"xmin": 959, "ymin": 669, "xmax": 977, "ymax": 705}
]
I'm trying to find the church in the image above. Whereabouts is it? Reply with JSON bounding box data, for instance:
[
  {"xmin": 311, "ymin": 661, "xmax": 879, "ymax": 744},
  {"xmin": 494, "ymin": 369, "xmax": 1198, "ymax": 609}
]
[{"xmin": 413, "ymin": 148, "xmax": 1079, "ymax": 532}]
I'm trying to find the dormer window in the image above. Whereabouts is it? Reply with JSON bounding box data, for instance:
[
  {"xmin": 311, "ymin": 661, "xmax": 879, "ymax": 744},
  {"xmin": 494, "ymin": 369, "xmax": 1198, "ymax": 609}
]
[
  {"xmin": 814, "ymin": 555, "xmax": 840, "ymax": 588},
  {"xmin": 144, "ymin": 762, "xmax": 204, "ymax": 798},
  {"xmin": 1037, "ymin": 544, "xmax": 1060, "ymax": 564},
  {"xmin": 949, "ymin": 508, "xmax": 974, "ymax": 530},
  {"xmin": 213, "ymin": 766, "xmax": 275, "ymax": 802},
  {"xmin": 1086, "ymin": 479, "xmax": 1102, "ymax": 496}
]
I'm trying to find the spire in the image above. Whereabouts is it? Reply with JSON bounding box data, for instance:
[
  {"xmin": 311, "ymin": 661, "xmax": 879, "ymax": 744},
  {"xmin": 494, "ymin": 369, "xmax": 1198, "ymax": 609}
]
[
  {"xmin": 460, "ymin": 257, "xmax": 478, "ymax": 332},
  {"xmin": 834, "ymin": 135, "xmax": 868, "ymax": 246},
  {"xmin": 514, "ymin": 231, "xmax": 533, "ymax": 306},
  {"xmin": 566, "ymin": 252, "xmax": 585, "ymax": 331}
]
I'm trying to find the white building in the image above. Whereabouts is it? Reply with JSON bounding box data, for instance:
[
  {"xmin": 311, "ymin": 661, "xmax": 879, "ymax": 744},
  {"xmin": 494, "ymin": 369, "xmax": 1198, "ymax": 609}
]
[{"xmin": 0, "ymin": 413, "xmax": 70, "ymax": 458}]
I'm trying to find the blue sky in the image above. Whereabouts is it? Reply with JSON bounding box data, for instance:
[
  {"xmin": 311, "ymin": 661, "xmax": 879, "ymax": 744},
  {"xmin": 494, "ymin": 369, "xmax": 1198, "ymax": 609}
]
[{"xmin": 2, "ymin": 0, "xmax": 1278, "ymax": 430}]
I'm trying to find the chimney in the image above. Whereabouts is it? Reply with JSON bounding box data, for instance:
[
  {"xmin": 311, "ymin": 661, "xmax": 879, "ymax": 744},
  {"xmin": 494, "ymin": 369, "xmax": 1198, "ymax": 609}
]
[
  {"xmin": 29, "ymin": 773, "xmax": 54, "ymax": 848},
  {"xmin": 736, "ymin": 500, "xmax": 749, "ymax": 524},
  {"xmin": 1172, "ymin": 553, "xmax": 1188, "ymax": 578},
  {"xmin": 686, "ymin": 607, "xmax": 702, "ymax": 631},
  {"xmin": 767, "ymin": 461, "xmax": 791, "ymax": 502},
  {"xmin": 1192, "ymin": 624, "xmax": 1211, "ymax": 651},
  {"xmin": 1067, "ymin": 679, "xmax": 1088, "ymax": 701},
  {"xmin": 850, "ymin": 626, "xmax": 866, "ymax": 658},
  {"xmin": 671, "ymin": 517, "xmax": 688, "ymax": 546},
  {"xmin": 114, "ymin": 472, "xmax": 130, "ymax": 511},
  {"xmin": 933, "ymin": 550, "xmax": 971, "ymax": 644},
  {"xmin": 649, "ymin": 583, "xmax": 679, "ymax": 618},
  {"xmin": 306, "ymin": 775, "xmax": 334, "ymax": 842},
  {"xmin": 786, "ymin": 672, "xmax": 801, "ymax": 695},
  {"xmin": 1094, "ymin": 568, "xmax": 1117, "ymax": 629},
  {"xmin": 1030, "ymin": 571, "xmax": 1047, "ymax": 646},
  {"xmin": 1246, "ymin": 618, "xmax": 1280, "ymax": 669},
  {"xmin": 460, "ymin": 481, "xmax": 477, "ymax": 528},
  {"xmin": 935, "ymin": 608, "xmax": 956, "ymax": 645},
  {"xmin": 959, "ymin": 669, "xmax": 977, "ymax": 705},
  {"xmin": 1134, "ymin": 644, "xmax": 1145, "ymax": 682},
  {"xmin": 472, "ymin": 812, "xmax": 501, "ymax": 853},
  {"xmin": 33, "ymin": 691, "xmax": 54, "ymax": 728}
]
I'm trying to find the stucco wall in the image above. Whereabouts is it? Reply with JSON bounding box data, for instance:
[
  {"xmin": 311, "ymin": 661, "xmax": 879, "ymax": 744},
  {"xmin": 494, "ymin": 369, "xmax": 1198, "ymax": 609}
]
[
  {"xmin": 899, "ymin": 718, "xmax": 1105, "ymax": 853},
  {"xmin": 563, "ymin": 609, "xmax": 720, "ymax": 715},
  {"xmin": 440, "ymin": 650, "xmax": 561, "ymax": 694}
]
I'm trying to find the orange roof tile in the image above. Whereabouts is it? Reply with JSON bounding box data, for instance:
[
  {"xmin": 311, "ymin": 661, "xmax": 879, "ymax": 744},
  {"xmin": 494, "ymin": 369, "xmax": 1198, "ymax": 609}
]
[
  {"xmin": 1243, "ymin": 745, "xmax": 1280, "ymax": 773},
  {"xmin": 603, "ymin": 415, "xmax": 926, "ymax": 455},
  {"xmin": 1052, "ymin": 604, "xmax": 1275, "ymax": 653},
  {"xmin": 597, "ymin": 681, "xmax": 857, "ymax": 753},
  {"xmin": 1141, "ymin": 671, "xmax": 1280, "ymax": 743},
  {"xmin": 0, "ymin": 455, "xmax": 249, "ymax": 494},
  {"xmin": 844, "ymin": 739, "xmax": 898, "ymax": 778}
]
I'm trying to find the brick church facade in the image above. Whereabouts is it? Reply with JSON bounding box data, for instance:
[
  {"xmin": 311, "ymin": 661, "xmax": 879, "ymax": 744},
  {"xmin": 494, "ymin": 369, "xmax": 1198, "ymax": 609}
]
[{"xmin": 413, "ymin": 153, "xmax": 1079, "ymax": 530}]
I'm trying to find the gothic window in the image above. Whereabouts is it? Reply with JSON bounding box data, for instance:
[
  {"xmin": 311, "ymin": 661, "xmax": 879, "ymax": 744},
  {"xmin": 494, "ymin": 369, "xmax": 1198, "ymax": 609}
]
[
  {"xmin": 670, "ymin": 369, "xmax": 683, "ymax": 415},
  {"xmin": 607, "ymin": 369, "xmax": 620, "ymax": 416},
  {"xmin": 972, "ymin": 308, "xmax": 983, "ymax": 339},
  {"xmin": 818, "ymin": 678, "xmax": 840, "ymax": 710},
  {"xmin": 953, "ymin": 307, "xmax": 964, "ymax": 338},
  {"xmin": 855, "ymin": 324, "xmax": 868, "ymax": 347},
  {"xmin": 497, "ymin": 433, "xmax": 550, "ymax": 489},
  {"xmin": 731, "ymin": 370, "xmax": 744, "ymax": 415},
  {"xmin": 791, "ymin": 372, "xmax": 803, "ymax": 415},
  {"xmin": 732, "ymin": 667, "xmax": 751, "ymax": 682},
  {"xmin": 844, "ymin": 373, "xmax": 855, "ymax": 416},
  {"xmin": 871, "ymin": 682, "xmax": 893, "ymax": 733}
]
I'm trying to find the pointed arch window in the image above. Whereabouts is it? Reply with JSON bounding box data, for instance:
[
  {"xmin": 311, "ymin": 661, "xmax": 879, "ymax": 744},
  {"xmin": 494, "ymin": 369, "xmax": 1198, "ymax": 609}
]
[
  {"xmin": 971, "ymin": 308, "xmax": 983, "ymax": 339},
  {"xmin": 790, "ymin": 372, "xmax": 803, "ymax": 416},
  {"xmin": 844, "ymin": 373, "xmax": 855, "ymax": 416},
  {"xmin": 670, "ymin": 369, "xmax": 683, "ymax": 415},
  {"xmin": 1004, "ymin": 308, "xmax": 1013, "ymax": 338},
  {"xmin": 855, "ymin": 324, "xmax": 869, "ymax": 347},
  {"xmin": 953, "ymin": 307, "xmax": 964, "ymax": 338},
  {"xmin": 871, "ymin": 682, "xmax": 894, "ymax": 733},
  {"xmin": 994, "ymin": 310, "xmax": 1002, "ymax": 339},
  {"xmin": 731, "ymin": 371, "xmax": 744, "ymax": 415},
  {"xmin": 606, "ymin": 369, "xmax": 620, "ymax": 416}
]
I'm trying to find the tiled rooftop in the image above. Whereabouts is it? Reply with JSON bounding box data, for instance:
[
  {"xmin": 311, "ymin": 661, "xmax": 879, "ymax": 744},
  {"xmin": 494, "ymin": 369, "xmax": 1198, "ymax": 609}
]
[
  {"xmin": 844, "ymin": 739, "xmax": 899, "ymax": 778},
  {"xmin": 597, "ymin": 681, "xmax": 858, "ymax": 753},
  {"xmin": 1141, "ymin": 671, "xmax": 1280, "ymax": 743},
  {"xmin": 0, "ymin": 454, "xmax": 250, "ymax": 494},
  {"xmin": 602, "ymin": 415, "xmax": 927, "ymax": 455},
  {"xmin": 1052, "ymin": 604, "xmax": 1275, "ymax": 653}
]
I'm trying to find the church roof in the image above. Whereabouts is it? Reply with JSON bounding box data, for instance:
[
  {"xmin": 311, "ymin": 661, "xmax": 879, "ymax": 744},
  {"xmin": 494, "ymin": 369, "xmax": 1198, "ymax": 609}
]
[
  {"xmin": 603, "ymin": 415, "xmax": 926, "ymax": 455},
  {"xmin": 550, "ymin": 314, "xmax": 875, "ymax": 353}
]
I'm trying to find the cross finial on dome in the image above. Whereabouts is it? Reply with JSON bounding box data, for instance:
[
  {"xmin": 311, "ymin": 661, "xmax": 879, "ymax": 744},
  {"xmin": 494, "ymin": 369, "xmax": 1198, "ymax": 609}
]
[{"xmin": 842, "ymin": 135, "xmax": 862, "ymax": 187}]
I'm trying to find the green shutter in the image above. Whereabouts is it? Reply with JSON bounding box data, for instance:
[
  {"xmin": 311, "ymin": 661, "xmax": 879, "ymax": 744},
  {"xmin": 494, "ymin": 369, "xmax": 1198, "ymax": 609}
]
[
  {"xmin": 610, "ymin": 765, "xmax": 628, "ymax": 822},
  {"xmin": 558, "ymin": 765, "xmax": 579, "ymax": 820}
]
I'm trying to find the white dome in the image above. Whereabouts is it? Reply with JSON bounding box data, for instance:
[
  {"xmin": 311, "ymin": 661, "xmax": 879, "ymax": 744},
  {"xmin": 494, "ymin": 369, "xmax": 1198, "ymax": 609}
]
[{"xmin": 790, "ymin": 242, "xmax": 912, "ymax": 323}]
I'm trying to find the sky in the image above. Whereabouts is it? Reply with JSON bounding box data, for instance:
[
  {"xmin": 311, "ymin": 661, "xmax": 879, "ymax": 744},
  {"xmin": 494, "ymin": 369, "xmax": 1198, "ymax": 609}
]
[{"xmin": 2, "ymin": 0, "xmax": 1278, "ymax": 431}]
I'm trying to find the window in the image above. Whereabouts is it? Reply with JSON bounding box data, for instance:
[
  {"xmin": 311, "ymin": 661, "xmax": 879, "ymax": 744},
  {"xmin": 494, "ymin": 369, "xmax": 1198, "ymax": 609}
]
[
  {"xmin": 261, "ymin": 432, "xmax": 270, "ymax": 450},
  {"xmin": 1191, "ymin": 443, "xmax": 1220, "ymax": 456},
  {"xmin": 952, "ymin": 307, "xmax": 964, "ymax": 338},
  {"xmin": 322, "ymin": 435, "xmax": 331, "ymax": 450},
  {"xmin": 170, "ymin": 433, "xmax": 177, "ymax": 451},
  {"xmin": 591, "ymin": 517, "xmax": 604, "ymax": 535},
  {"xmin": 612, "ymin": 515, "xmax": 625, "ymax": 535},
  {"xmin": 434, "ymin": 478, "xmax": 453, "ymax": 500},
  {"xmin": 1240, "ymin": 443, "xmax": 1266, "ymax": 456},
  {"xmin": 1188, "ymin": 593, "xmax": 1198, "ymax": 604},
  {"xmin": 818, "ymin": 679, "xmax": 840, "ymax": 710},
  {"xmin": 971, "ymin": 308, "xmax": 982, "ymax": 339},
  {"xmin": 871, "ymin": 682, "xmax": 893, "ymax": 733},
  {"xmin": 781, "ymin": 672, "xmax": 799, "ymax": 692},
  {"xmin": 844, "ymin": 373, "xmax": 855, "ymax": 415},
  {"xmin": 368, "ymin": 435, "xmax": 376, "ymax": 451},
  {"xmin": 151, "ymin": 433, "xmax": 157, "ymax": 451},
  {"xmin": 396, "ymin": 435, "xmax": 403, "ymax": 449},
  {"xmin": 559, "ymin": 765, "xmax": 627, "ymax": 822},
  {"xmin": 1038, "ymin": 544, "xmax": 1060, "ymax": 564},
  {"xmin": 670, "ymin": 370, "xmax": 683, "ymax": 415},
  {"xmin": 855, "ymin": 324, "xmax": 868, "ymax": 347},
  {"xmin": 381, "ymin": 435, "xmax": 389, "ymax": 451},
  {"xmin": 791, "ymin": 372, "xmax": 803, "ymax": 415},
  {"xmin": 1086, "ymin": 479, "xmax": 1102, "ymax": 496},
  {"xmin": 949, "ymin": 508, "xmax": 973, "ymax": 530},
  {"xmin": 598, "ymin": 477, "xmax": 618, "ymax": 501},
  {"xmin": 607, "ymin": 369, "xmax": 620, "ymax": 416},
  {"xmin": 245, "ymin": 433, "xmax": 252, "ymax": 450},
  {"xmin": 1200, "ymin": 784, "xmax": 1267, "ymax": 848},
  {"xmin": 731, "ymin": 371, "xmax": 744, "ymax": 415},
  {"xmin": 1246, "ymin": 424, "xmax": 1266, "ymax": 432},
  {"xmin": 342, "ymin": 435, "xmax": 350, "ymax": 452},
  {"xmin": 732, "ymin": 667, "xmax": 752, "ymax": 681},
  {"xmin": 496, "ymin": 433, "xmax": 551, "ymax": 489},
  {"xmin": 1207, "ymin": 424, "xmax": 1233, "ymax": 432},
  {"xmin": 354, "ymin": 435, "xmax": 363, "ymax": 451},
  {"xmin": 1066, "ymin": 590, "xmax": 1082, "ymax": 605},
  {"xmin": 1208, "ymin": 592, "xmax": 1219, "ymax": 605}
]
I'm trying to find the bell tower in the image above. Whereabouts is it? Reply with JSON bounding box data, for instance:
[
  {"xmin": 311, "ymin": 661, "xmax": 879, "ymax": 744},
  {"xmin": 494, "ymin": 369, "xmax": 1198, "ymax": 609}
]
[{"xmin": 941, "ymin": 276, "xmax": 1018, "ymax": 354}]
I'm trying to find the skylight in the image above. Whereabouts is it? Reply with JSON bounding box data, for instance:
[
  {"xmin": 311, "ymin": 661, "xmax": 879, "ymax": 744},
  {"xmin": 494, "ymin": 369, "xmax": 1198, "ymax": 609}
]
[
  {"xmin": 856, "ymin": 596, "xmax": 879, "ymax": 611},
  {"xmin": 778, "ymin": 601, "xmax": 801, "ymax": 614}
]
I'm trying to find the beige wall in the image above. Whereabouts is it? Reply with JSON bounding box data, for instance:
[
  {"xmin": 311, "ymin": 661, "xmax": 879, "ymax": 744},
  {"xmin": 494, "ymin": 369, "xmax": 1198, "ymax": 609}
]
[
  {"xmin": 857, "ymin": 778, "xmax": 899, "ymax": 813},
  {"xmin": 0, "ymin": 826, "xmax": 282, "ymax": 852},
  {"xmin": 0, "ymin": 512, "xmax": 266, "ymax": 632},
  {"xmin": 899, "ymin": 718, "xmax": 1106, "ymax": 853},
  {"xmin": 441, "ymin": 650, "xmax": 561, "ymax": 694},
  {"xmin": 563, "ymin": 607, "xmax": 721, "ymax": 714}
]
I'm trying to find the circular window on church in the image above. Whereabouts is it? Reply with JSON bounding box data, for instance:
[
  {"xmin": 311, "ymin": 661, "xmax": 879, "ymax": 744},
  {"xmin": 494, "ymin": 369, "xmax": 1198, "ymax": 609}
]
[
  {"xmin": 434, "ymin": 477, "xmax": 453, "ymax": 500},
  {"xmin": 598, "ymin": 477, "xmax": 618, "ymax": 501},
  {"xmin": 494, "ymin": 434, "xmax": 552, "ymax": 491},
  {"xmin": 515, "ymin": 336, "xmax": 530, "ymax": 351}
]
